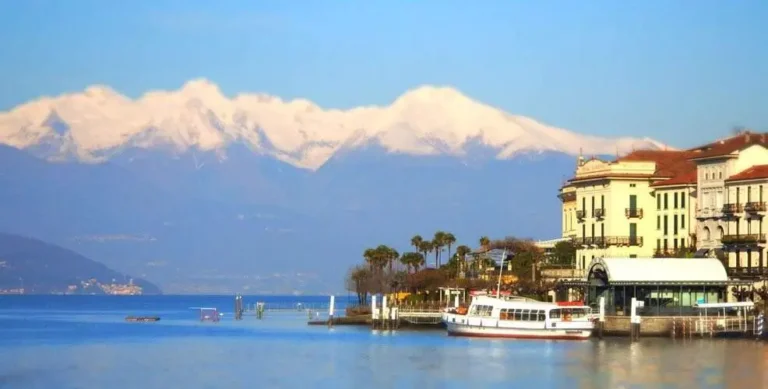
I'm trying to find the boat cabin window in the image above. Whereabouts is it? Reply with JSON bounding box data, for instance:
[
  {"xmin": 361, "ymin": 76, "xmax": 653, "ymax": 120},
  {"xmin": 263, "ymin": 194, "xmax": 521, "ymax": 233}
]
[
  {"xmin": 470, "ymin": 305, "xmax": 494, "ymax": 317},
  {"xmin": 550, "ymin": 308, "xmax": 590, "ymax": 320},
  {"xmin": 499, "ymin": 308, "xmax": 546, "ymax": 321}
]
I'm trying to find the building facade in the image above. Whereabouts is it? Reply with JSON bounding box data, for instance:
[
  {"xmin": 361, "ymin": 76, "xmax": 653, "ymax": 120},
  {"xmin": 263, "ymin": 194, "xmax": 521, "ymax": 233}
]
[
  {"xmin": 560, "ymin": 150, "xmax": 696, "ymax": 272},
  {"xmin": 556, "ymin": 131, "xmax": 768, "ymax": 301}
]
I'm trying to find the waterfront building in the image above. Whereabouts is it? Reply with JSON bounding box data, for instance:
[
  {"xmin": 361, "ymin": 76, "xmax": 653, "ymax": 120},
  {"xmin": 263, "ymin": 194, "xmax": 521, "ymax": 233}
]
[
  {"xmin": 578, "ymin": 257, "xmax": 749, "ymax": 315},
  {"xmin": 558, "ymin": 132, "xmax": 768, "ymax": 290},
  {"xmin": 561, "ymin": 150, "xmax": 696, "ymax": 271},
  {"xmin": 688, "ymin": 133, "xmax": 768, "ymax": 284}
]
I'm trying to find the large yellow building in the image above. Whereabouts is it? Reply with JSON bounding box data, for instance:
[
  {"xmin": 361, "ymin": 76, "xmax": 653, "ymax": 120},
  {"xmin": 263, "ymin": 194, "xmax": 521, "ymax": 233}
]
[
  {"xmin": 559, "ymin": 131, "xmax": 768, "ymax": 284},
  {"xmin": 561, "ymin": 150, "xmax": 695, "ymax": 271}
]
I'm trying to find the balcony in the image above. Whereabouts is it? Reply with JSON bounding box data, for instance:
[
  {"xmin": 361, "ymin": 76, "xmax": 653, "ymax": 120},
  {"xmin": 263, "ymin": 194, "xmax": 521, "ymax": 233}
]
[
  {"xmin": 721, "ymin": 203, "xmax": 743, "ymax": 215},
  {"xmin": 726, "ymin": 267, "xmax": 768, "ymax": 279},
  {"xmin": 540, "ymin": 265, "xmax": 585, "ymax": 280},
  {"xmin": 573, "ymin": 236, "xmax": 643, "ymax": 248},
  {"xmin": 593, "ymin": 208, "xmax": 605, "ymax": 219},
  {"xmin": 625, "ymin": 208, "xmax": 643, "ymax": 219},
  {"xmin": 576, "ymin": 210, "xmax": 585, "ymax": 222},
  {"xmin": 721, "ymin": 234, "xmax": 766, "ymax": 245},
  {"xmin": 745, "ymin": 202, "xmax": 767, "ymax": 214}
]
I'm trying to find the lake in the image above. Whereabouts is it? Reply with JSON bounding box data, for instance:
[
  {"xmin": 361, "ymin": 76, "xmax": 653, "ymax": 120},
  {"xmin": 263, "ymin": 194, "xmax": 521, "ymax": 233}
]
[{"xmin": 1, "ymin": 295, "xmax": 767, "ymax": 388}]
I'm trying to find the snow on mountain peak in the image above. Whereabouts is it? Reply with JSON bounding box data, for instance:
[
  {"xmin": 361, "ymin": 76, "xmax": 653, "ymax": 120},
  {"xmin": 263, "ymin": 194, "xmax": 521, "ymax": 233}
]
[{"xmin": 0, "ymin": 80, "xmax": 668, "ymax": 170}]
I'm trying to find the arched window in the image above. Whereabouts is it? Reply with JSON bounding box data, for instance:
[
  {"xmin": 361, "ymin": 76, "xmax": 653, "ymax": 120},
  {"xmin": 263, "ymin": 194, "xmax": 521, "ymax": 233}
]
[
  {"xmin": 704, "ymin": 227, "xmax": 711, "ymax": 241},
  {"xmin": 717, "ymin": 226, "xmax": 725, "ymax": 239}
]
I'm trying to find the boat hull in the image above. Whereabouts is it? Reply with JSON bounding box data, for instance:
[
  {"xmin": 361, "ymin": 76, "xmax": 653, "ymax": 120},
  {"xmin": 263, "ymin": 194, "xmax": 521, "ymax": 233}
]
[{"xmin": 444, "ymin": 321, "xmax": 591, "ymax": 340}]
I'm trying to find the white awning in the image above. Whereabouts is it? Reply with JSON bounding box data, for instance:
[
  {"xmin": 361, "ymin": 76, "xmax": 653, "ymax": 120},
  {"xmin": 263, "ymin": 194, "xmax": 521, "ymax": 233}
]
[{"xmin": 588, "ymin": 257, "xmax": 728, "ymax": 283}]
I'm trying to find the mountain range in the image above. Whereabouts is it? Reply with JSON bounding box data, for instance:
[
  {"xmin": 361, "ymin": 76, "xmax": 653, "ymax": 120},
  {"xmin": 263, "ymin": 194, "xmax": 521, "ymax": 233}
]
[{"xmin": 0, "ymin": 80, "xmax": 667, "ymax": 294}]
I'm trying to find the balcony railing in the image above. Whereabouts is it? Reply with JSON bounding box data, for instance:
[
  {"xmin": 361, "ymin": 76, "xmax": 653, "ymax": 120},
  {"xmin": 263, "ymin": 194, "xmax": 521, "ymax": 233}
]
[
  {"xmin": 540, "ymin": 265, "xmax": 586, "ymax": 280},
  {"xmin": 722, "ymin": 203, "xmax": 743, "ymax": 214},
  {"xmin": 625, "ymin": 208, "xmax": 643, "ymax": 219},
  {"xmin": 573, "ymin": 236, "xmax": 643, "ymax": 247},
  {"xmin": 726, "ymin": 267, "xmax": 768, "ymax": 278},
  {"xmin": 594, "ymin": 208, "xmax": 605, "ymax": 219},
  {"xmin": 745, "ymin": 202, "xmax": 767, "ymax": 213},
  {"xmin": 576, "ymin": 210, "xmax": 585, "ymax": 221},
  {"xmin": 721, "ymin": 234, "xmax": 766, "ymax": 245}
]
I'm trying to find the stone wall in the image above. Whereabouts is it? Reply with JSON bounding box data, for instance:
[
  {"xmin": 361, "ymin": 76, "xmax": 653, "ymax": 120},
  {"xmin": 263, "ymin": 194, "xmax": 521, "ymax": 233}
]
[{"xmin": 603, "ymin": 315, "xmax": 681, "ymax": 337}]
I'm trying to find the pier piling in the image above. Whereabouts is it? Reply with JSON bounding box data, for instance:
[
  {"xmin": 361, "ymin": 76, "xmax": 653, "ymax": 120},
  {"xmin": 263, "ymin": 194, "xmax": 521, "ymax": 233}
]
[
  {"xmin": 598, "ymin": 297, "xmax": 605, "ymax": 339},
  {"xmin": 327, "ymin": 295, "xmax": 335, "ymax": 327}
]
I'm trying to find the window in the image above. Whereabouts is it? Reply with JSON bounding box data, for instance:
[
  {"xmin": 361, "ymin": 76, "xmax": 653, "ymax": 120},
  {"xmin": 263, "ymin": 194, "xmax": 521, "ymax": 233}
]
[
  {"xmin": 629, "ymin": 254, "xmax": 637, "ymax": 258},
  {"xmin": 582, "ymin": 224, "xmax": 586, "ymax": 240},
  {"xmin": 681, "ymin": 239, "xmax": 686, "ymax": 248},
  {"xmin": 657, "ymin": 216, "xmax": 661, "ymax": 230},
  {"xmin": 674, "ymin": 193, "xmax": 678, "ymax": 209},
  {"xmin": 591, "ymin": 196, "xmax": 595, "ymax": 216},
  {"xmin": 761, "ymin": 186, "xmax": 764, "ymax": 203},
  {"xmin": 719, "ymin": 172, "xmax": 722, "ymax": 179},
  {"xmin": 582, "ymin": 198, "xmax": 586, "ymax": 212},
  {"xmin": 674, "ymin": 215, "xmax": 678, "ymax": 235},
  {"xmin": 591, "ymin": 224, "xmax": 595, "ymax": 238},
  {"xmin": 601, "ymin": 195, "xmax": 604, "ymax": 211},
  {"xmin": 664, "ymin": 239, "xmax": 668, "ymax": 250},
  {"xmin": 657, "ymin": 239, "xmax": 661, "ymax": 250},
  {"xmin": 657, "ymin": 194, "xmax": 661, "ymax": 209},
  {"xmin": 748, "ymin": 186, "xmax": 752, "ymax": 203},
  {"xmin": 681, "ymin": 193, "xmax": 686, "ymax": 208},
  {"xmin": 630, "ymin": 183, "xmax": 636, "ymax": 188},
  {"xmin": 664, "ymin": 193, "xmax": 668, "ymax": 209},
  {"xmin": 600, "ymin": 224, "xmax": 604, "ymax": 239},
  {"xmin": 673, "ymin": 239, "xmax": 678, "ymax": 250},
  {"xmin": 664, "ymin": 215, "xmax": 668, "ymax": 235},
  {"xmin": 550, "ymin": 309, "xmax": 561, "ymax": 319},
  {"xmin": 681, "ymin": 215, "xmax": 685, "ymax": 229}
]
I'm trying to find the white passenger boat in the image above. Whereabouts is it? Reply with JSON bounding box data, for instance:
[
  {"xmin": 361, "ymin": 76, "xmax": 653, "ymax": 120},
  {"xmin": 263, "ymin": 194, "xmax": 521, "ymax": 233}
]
[{"xmin": 441, "ymin": 295, "xmax": 595, "ymax": 340}]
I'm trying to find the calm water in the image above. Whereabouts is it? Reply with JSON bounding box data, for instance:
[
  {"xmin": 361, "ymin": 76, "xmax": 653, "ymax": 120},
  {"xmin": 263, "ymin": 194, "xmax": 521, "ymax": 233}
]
[{"xmin": 1, "ymin": 295, "xmax": 767, "ymax": 389}]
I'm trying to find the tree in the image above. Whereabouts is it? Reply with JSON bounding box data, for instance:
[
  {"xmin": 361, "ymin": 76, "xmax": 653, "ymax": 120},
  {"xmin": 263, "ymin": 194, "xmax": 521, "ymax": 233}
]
[
  {"xmin": 410, "ymin": 235, "xmax": 423, "ymax": 254},
  {"xmin": 455, "ymin": 245, "xmax": 471, "ymax": 277},
  {"xmin": 345, "ymin": 265, "xmax": 373, "ymax": 305},
  {"xmin": 433, "ymin": 231, "xmax": 447, "ymax": 267},
  {"xmin": 419, "ymin": 240, "xmax": 434, "ymax": 268},
  {"xmin": 375, "ymin": 245, "xmax": 399, "ymax": 273},
  {"xmin": 400, "ymin": 252, "xmax": 425, "ymax": 273},
  {"xmin": 444, "ymin": 232, "xmax": 456, "ymax": 267},
  {"xmin": 479, "ymin": 236, "xmax": 490, "ymax": 250},
  {"xmin": 551, "ymin": 241, "xmax": 576, "ymax": 266}
]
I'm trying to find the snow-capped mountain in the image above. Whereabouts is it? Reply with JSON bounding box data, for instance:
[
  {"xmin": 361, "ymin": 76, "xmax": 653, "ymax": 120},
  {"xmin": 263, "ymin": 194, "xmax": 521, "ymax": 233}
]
[{"xmin": 0, "ymin": 79, "xmax": 666, "ymax": 169}]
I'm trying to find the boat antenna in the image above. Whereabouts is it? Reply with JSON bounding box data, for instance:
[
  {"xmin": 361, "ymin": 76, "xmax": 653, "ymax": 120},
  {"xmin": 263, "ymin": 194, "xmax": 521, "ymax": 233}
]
[{"xmin": 496, "ymin": 249, "xmax": 507, "ymax": 299}]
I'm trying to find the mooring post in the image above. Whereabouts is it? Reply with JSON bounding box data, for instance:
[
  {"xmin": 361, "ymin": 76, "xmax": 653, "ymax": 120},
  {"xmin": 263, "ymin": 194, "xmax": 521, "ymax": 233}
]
[
  {"xmin": 598, "ymin": 296, "xmax": 605, "ymax": 339},
  {"xmin": 630, "ymin": 297, "xmax": 638, "ymax": 341},
  {"xmin": 371, "ymin": 295, "xmax": 378, "ymax": 328},
  {"xmin": 757, "ymin": 312, "xmax": 764, "ymax": 340},
  {"xmin": 327, "ymin": 295, "xmax": 335, "ymax": 327},
  {"xmin": 382, "ymin": 295, "xmax": 389, "ymax": 329}
]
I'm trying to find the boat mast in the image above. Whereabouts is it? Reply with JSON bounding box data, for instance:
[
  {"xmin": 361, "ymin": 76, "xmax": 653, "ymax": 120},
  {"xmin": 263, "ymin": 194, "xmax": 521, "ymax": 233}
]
[{"xmin": 496, "ymin": 249, "xmax": 506, "ymax": 299}]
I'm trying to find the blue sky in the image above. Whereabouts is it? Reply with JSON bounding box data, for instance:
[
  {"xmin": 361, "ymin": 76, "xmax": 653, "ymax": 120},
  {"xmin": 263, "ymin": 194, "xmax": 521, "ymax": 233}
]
[{"xmin": 1, "ymin": 0, "xmax": 766, "ymax": 148}]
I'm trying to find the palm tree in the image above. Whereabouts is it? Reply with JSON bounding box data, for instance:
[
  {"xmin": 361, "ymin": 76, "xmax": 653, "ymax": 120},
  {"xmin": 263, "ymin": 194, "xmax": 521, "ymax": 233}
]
[
  {"xmin": 363, "ymin": 248, "xmax": 378, "ymax": 271},
  {"xmin": 479, "ymin": 236, "xmax": 490, "ymax": 250},
  {"xmin": 376, "ymin": 245, "xmax": 398, "ymax": 273},
  {"xmin": 419, "ymin": 240, "xmax": 433, "ymax": 268},
  {"xmin": 410, "ymin": 235, "xmax": 423, "ymax": 253},
  {"xmin": 433, "ymin": 231, "xmax": 447, "ymax": 267},
  {"xmin": 444, "ymin": 233, "xmax": 456, "ymax": 265},
  {"xmin": 400, "ymin": 252, "xmax": 424, "ymax": 273},
  {"xmin": 455, "ymin": 245, "xmax": 471, "ymax": 278}
]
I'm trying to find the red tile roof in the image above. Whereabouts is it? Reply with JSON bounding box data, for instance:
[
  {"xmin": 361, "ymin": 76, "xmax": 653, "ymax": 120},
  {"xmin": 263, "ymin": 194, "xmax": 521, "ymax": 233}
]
[
  {"xmin": 724, "ymin": 165, "xmax": 768, "ymax": 183},
  {"xmin": 688, "ymin": 132, "xmax": 768, "ymax": 160},
  {"xmin": 566, "ymin": 132, "xmax": 768, "ymax": 188},
  {"xmin": 616, "ymin": 149, "xmax": 698, "ymax": 181}
]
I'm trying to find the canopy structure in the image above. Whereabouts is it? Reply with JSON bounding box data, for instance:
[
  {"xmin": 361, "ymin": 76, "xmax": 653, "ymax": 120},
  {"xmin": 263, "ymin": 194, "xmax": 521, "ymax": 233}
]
[{"xmin": 586, "ymin": 257, "xmax": 738, "ymax": 286}]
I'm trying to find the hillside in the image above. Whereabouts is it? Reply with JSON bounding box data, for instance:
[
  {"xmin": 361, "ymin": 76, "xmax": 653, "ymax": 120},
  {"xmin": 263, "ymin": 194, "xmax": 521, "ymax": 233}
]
[{"xmin": 0, "ymin": 233, "xmax": 161, "ymax": 294}]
